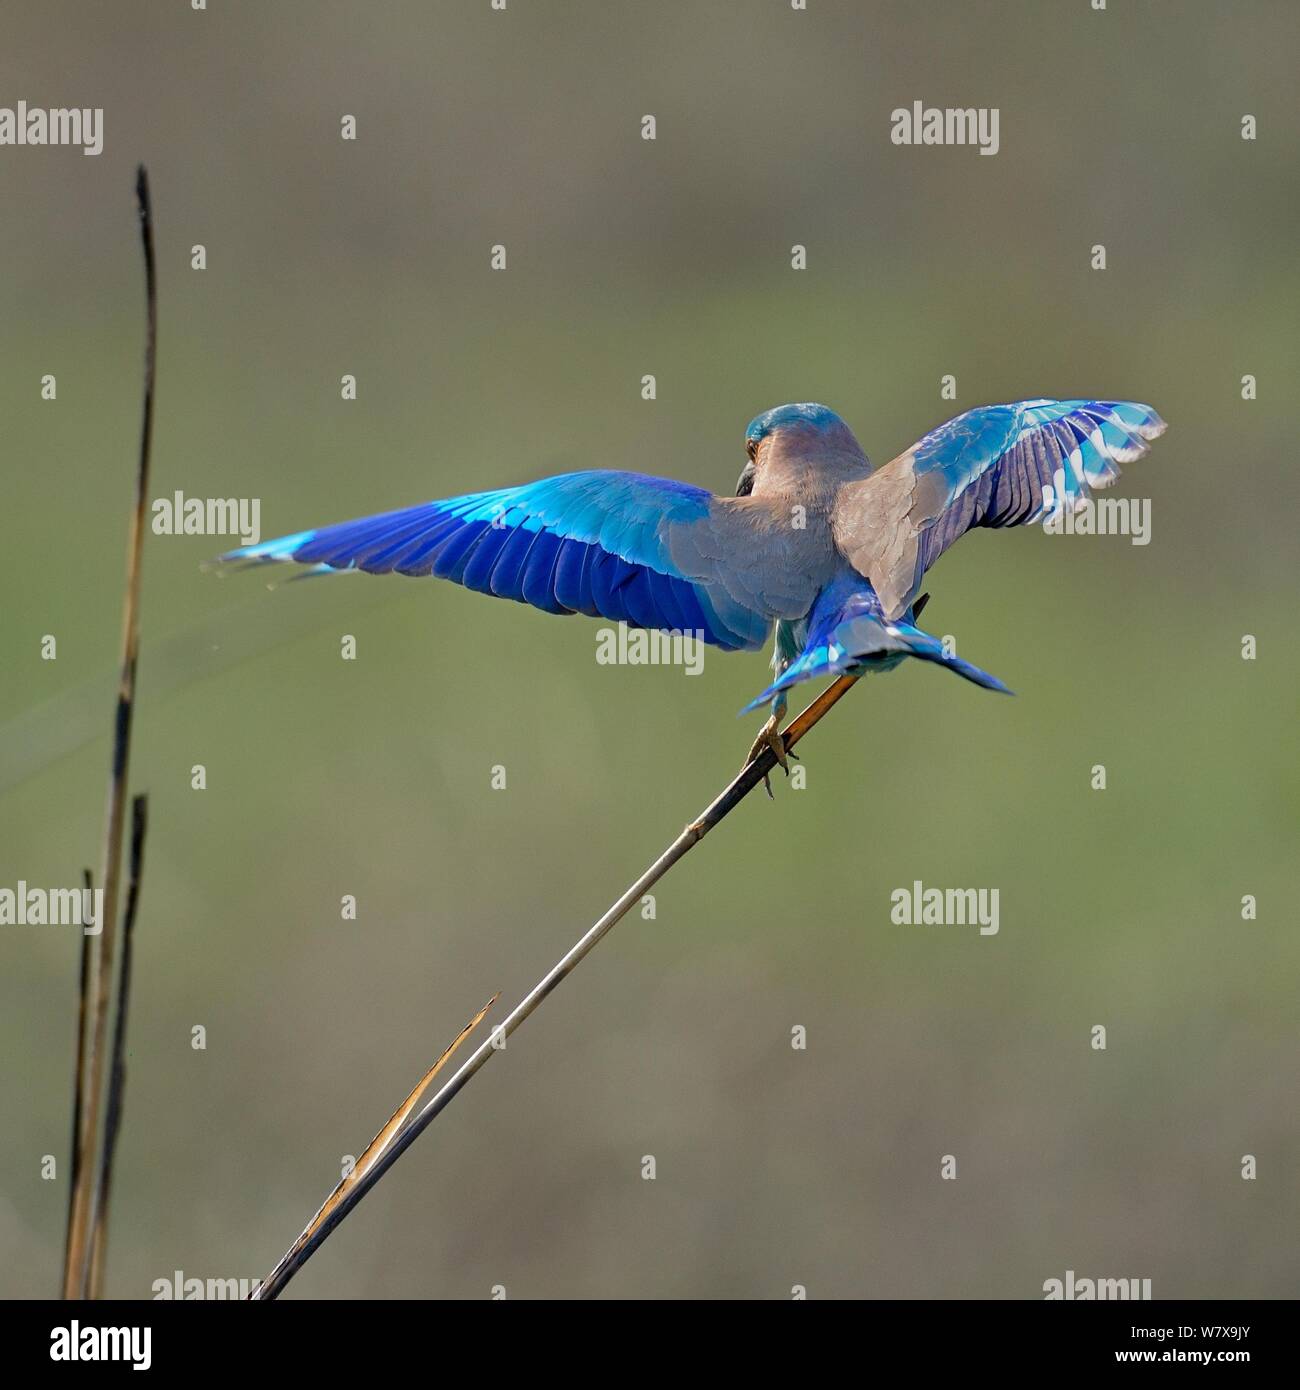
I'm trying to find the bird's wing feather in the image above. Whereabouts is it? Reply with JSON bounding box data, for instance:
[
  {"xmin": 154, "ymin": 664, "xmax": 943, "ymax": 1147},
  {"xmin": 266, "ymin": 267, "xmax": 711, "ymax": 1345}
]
[
  {"xmin": 222, "ymin": 469, "xmax": 822, "ymax": 652},
  {"xmin": 832, "ymin": 399, "xmax": 1166, "ymax": 619}
]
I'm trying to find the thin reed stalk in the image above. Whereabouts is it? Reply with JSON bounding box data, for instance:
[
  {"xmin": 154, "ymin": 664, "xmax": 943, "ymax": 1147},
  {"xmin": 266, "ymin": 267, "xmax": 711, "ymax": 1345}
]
[
  {"xmin": 252, "ymin": 673, "xmax": 860, "ymax": 1299},
  {"xmin": 62, "ymin": 869, "xmax": 94, "ymax": 1285},
  {"xmin": 88, "ymin": 794, "xmax": 148, "ymax": 1298},
  {"xmin": 63, "ymin": 166, "xmax": 157, "ymax": 1299}
]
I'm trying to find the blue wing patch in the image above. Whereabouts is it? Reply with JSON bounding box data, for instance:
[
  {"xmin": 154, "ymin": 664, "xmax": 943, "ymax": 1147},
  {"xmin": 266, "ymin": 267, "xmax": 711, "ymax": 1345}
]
[
  {"xmin": 833, "ymin": 398, "xmax": 1166, "ymax": 619},
  {"xmin": 223, "ymin": 470, "xmax": 771, "ymax": 651},
  {"xmin": 909, "ymin": 398, "xmax": 1166, "ymax": 567}
]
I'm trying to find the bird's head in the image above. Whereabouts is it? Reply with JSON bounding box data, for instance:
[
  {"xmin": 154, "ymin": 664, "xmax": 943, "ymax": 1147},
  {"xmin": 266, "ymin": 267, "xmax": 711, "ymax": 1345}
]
[{"xmin": 737, "ymin": 402, "xmax": 866, "ymax": 495}]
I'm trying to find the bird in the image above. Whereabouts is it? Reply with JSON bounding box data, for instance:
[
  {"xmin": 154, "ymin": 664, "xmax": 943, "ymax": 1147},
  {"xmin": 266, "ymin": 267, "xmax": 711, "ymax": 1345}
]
[{"xmin": 221, "ymin": 398, "xmax": 1166, "ymax": 794}]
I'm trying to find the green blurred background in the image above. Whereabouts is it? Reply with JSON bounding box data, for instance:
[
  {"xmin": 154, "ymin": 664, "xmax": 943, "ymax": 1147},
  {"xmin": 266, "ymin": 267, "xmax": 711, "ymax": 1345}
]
[{"xmin": 2, "ymin": 1, "xmax": 1297, "ymax": 1299}]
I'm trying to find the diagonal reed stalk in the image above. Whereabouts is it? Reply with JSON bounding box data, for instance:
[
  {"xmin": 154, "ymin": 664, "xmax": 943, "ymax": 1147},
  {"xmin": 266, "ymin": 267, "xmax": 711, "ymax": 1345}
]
[
  {"xmin": 251, "ymin": 996, "xmax": 498, "ymax": 1299},
  {"xmin": 251, "ymin": 673, "xmax": 861, "ymax": 1299},
  {"xmin": 63, "ymin": 166, "xmax": 157, "ymax": 1299}
]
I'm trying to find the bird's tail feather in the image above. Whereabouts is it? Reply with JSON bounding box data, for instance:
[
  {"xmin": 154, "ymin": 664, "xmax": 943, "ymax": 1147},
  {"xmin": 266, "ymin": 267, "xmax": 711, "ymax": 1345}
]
[
  {"xmin": 740, "ymin": 582, "xmax": 1011, "ymax": 714},
  {"xmin": 883, "ymin": 622, "xmax": 1013, "ymax": 694}
]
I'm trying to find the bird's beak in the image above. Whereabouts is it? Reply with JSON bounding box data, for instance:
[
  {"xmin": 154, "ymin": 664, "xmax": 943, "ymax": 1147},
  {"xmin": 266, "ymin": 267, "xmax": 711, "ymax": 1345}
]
[{"xmin": 735, "ymin": 460, "xmax": 756, "ymax": 497}]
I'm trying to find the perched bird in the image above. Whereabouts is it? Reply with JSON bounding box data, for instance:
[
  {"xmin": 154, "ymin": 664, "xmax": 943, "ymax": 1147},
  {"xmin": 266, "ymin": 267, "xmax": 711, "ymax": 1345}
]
[{"xmin": 222, "ymin": 398, "xmax": 1165, "ymax": 792}]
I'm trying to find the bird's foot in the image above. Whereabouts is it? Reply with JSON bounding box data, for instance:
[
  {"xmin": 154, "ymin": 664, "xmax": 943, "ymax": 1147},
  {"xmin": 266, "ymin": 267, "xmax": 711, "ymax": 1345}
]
[{"xmin": 743, "ymin": 714, "xmax": 799, "ymax": 799}]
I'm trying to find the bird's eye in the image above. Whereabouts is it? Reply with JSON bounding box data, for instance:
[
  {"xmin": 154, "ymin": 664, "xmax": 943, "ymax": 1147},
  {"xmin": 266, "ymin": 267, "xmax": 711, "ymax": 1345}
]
[{"xmin": 746, "ymin": 438, "xmax": 758, "ymax": 459}]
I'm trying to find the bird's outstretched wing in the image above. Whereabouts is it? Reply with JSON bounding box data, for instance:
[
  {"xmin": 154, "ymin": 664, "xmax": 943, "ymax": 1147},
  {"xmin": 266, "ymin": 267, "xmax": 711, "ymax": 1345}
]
[
  {"xmin": 222, "ymin": 470, "xmax": 825, "ymax": 652},
  {"xmin": 832, "ymin": 399, "xmax": 1166, "ymax": 620}
]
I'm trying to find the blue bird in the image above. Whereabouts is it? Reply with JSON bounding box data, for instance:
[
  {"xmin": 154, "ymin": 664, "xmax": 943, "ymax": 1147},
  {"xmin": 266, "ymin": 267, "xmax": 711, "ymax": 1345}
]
[{"xmin": 222, "ymin": 398, "xmax": 1166, "ymax": 793}]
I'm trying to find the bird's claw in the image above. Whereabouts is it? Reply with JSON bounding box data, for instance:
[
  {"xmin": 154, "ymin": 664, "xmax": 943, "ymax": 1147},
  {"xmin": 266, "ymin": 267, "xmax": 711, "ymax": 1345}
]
[{"xmin": 743, "ymin": 715, "xmax": 796, "ymax": 799}]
